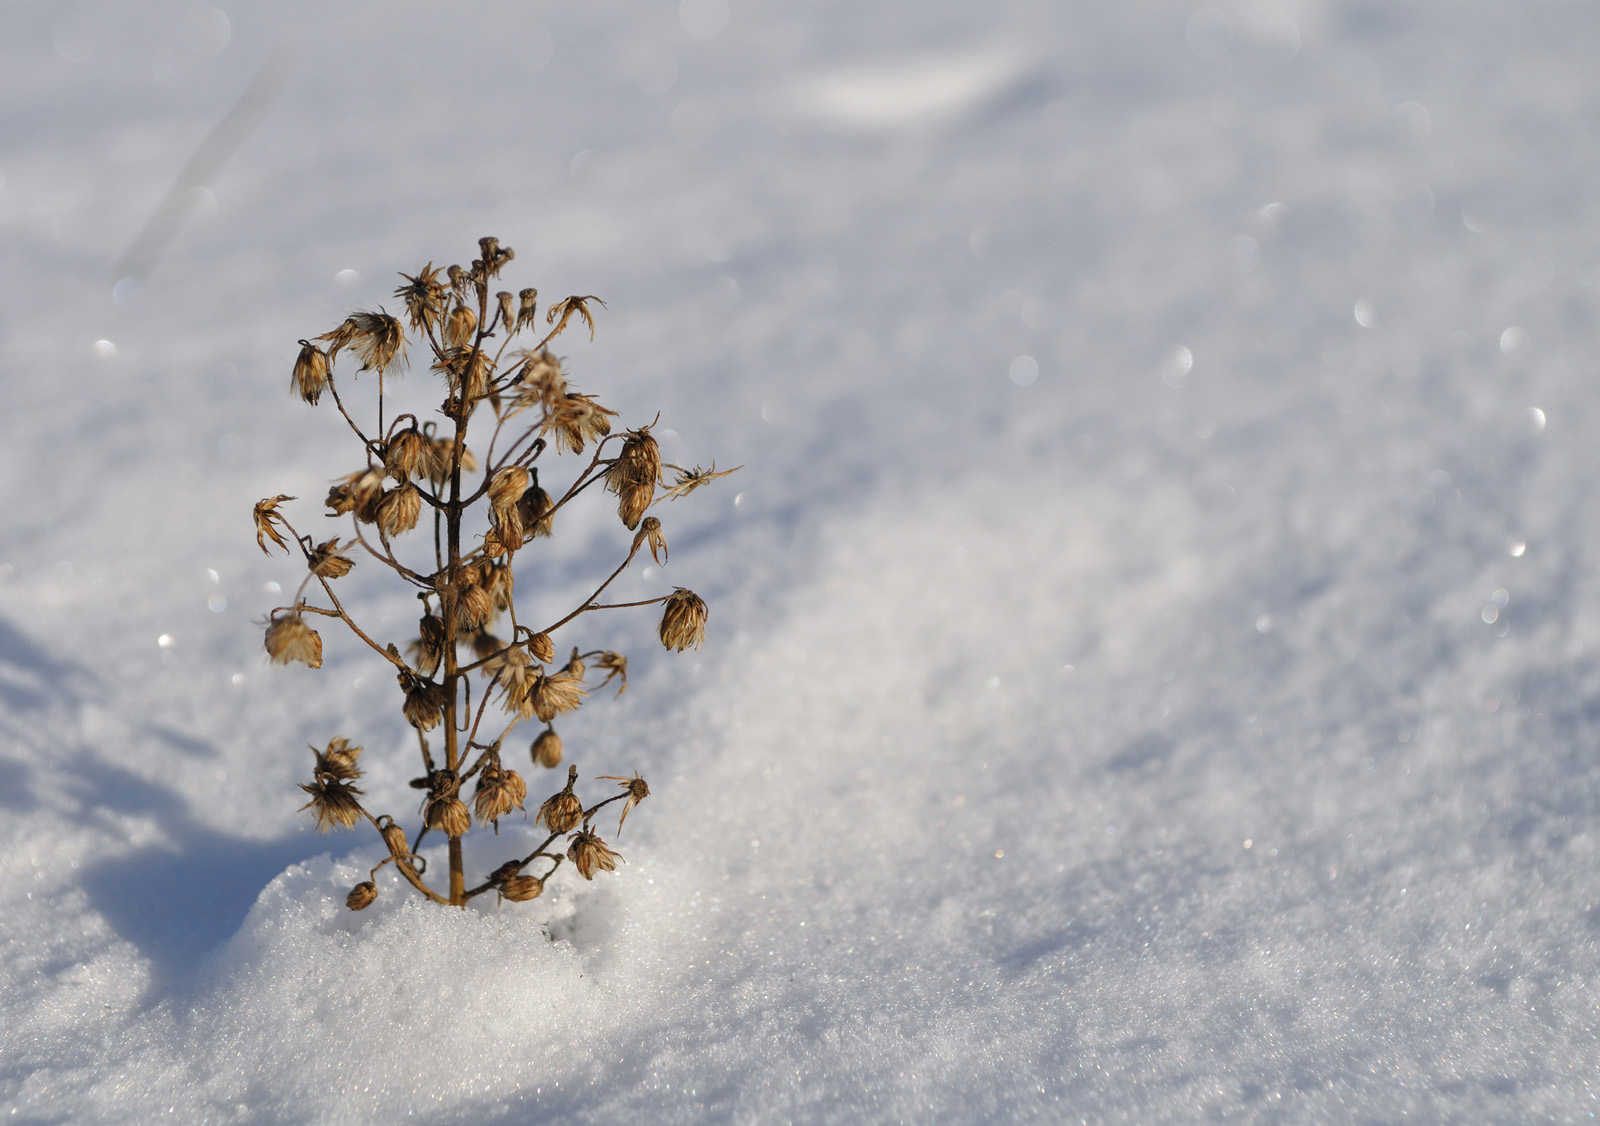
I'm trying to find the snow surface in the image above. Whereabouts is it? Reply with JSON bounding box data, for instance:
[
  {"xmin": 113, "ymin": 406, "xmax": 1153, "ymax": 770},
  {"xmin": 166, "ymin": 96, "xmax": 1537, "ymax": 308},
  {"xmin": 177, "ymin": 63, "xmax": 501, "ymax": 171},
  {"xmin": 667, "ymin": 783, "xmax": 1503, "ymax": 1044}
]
[{"xmin": 4, "ymin": 0, "xmax": 1600, "ymax": 1121}]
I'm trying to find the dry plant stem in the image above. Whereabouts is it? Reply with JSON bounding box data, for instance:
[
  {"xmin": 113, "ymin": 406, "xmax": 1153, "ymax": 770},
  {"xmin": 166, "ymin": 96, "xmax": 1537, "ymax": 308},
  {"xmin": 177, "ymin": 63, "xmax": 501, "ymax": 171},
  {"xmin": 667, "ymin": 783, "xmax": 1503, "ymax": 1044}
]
[{"xmin": 264, "ymin": 238, "xmax": 733, "ymax": 912}]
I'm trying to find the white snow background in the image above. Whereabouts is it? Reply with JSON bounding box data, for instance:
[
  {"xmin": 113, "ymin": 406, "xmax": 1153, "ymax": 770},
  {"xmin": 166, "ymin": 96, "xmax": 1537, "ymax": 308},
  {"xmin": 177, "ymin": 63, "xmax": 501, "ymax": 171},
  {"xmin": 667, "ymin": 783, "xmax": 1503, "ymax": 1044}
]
[{"xmin": 2, "ymin": 0, "xmax": 1599, "ymax": 1121}]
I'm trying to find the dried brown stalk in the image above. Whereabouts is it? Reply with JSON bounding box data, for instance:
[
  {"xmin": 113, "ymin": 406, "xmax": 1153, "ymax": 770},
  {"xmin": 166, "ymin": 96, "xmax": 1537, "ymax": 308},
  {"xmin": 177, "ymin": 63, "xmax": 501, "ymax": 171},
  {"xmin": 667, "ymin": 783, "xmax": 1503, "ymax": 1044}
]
[{"xmin": 255, "ymin": 237, "xmax": 738, "ymax": 909}]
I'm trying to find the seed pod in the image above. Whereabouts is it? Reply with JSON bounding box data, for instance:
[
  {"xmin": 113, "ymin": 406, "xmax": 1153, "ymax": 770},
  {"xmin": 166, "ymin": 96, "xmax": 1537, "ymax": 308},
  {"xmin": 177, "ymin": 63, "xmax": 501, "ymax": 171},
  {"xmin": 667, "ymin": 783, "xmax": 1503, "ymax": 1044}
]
[
  {"xmin": 457, "ymin": 583, "xmax": 495, "ymax": 631},
  {"xmin": 378, "ymin": 816, "xmax": 411, "ymax": 860},
  {"xmin": 410, "ymin": 614, "xmax": 447, "ymax": 677},
  {"xmin": 632, "ymin": 516, "xmax": 668, "ymax": 565},
  {"xmin": 346, "ymin": 881, "xmax": 378, "ymax": 911},
  {"xmin": 537, "ymin": 789, "xmax": 582, "ymax": 834},
  {"xmin": 617, "ymin": 483, "xmax": 653, "ymax": 530},
  {"xmin": 515, "ymin": 288, "xmax": 539, "ymax": 333},
  {"xmin": 386, "ymin": 428, "xmax": 430, "ymax": 481},
  {"xmin": 316, "ymin": 736, "xmax": 363, "ymax": 781},
  {"xmin": 424, "ymin": 795, "xmax": 471, "ymax": 838},
  {"xmin": 658, "ymin": 588, "xmax": 708, "ymax": 652},
  {"xmin": 399, "ymin": 673, "xmax": 448, "ymax": 731},
  {"xmin": 528, "ymin": 631, "xmax": 556, "ymax": 665},
  {"xmin": 496, "ymin": 291, "xmax": 516, "ymax": 333},
  {"xmin": 443, "ymin": 303, "xmax": 477, "ymax": 349},
  {"xmin": 292, "ymin": 341, "xmax": 330, "ymax": 405},
  {"xmin": 567, "ymin": 829, "xmax": 623, "ymax": 880},
  {"xmin": 531, "ymin": 728, "xmax": 563, "ymax": 769},
  {"xmin": 517, "ymin": 484, "xmax": 554, "ymax": 539},
  {"xmin": 526, "ymin": 670, "xmax": 586, "ymax": 723},
  {"xmin": 345, "ymin": 311, "xmax": 407, "ymax": 374},
  {"xmin": 605, "ymin": 428, "xmax": 661, "ymax": 494},
  {"xmin": 488, "ymin": 466, "xmax": 530, "ymax": 514},
  {"xmin": 501, "ymin": 874, "xmax": 544, "ymax": 902},
  {"xmin": 377, "ymin": 484, "xmax": 422, "ymax": 537},
  {"xmin": 265, "ymin": 612, "xmax": 323, "ymax": 668},
  {"xmin": 473, "ymin": 765, "xmax": 526, "ymax": 826},
  {"xmin": 297, "ymin": 776, "xmax": 362, "ymax": 831},
  {"xmin": 308, "ymin": 538, "xmax": 355, "ymax": 579}
]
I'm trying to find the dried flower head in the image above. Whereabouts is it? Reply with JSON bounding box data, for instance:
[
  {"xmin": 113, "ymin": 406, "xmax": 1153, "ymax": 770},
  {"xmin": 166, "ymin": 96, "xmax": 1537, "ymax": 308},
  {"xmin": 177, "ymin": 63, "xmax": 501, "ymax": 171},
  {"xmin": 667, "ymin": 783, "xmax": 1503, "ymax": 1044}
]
[
  {"xmin": 377, "ymin": 483, "xmax": 423, "ymax": 537},
  {"xmin": 348, "ymin": 311, "xmax": 407, "ymax": 374},
  {"xmin": 488, "ymin": 466, "xmax": 531, "ymax": 513},
  {"xmin": 458, "ymin": 582, "xmax": 496, "ymax": 632},
  {"xmin": 346, "ymin": 881, "xmax": 378, "ymax": 911},
  {"xmin": 537, "ymin": 768, "xmax": 583, "ymax": 833},
  {"xmin": 314, "ymin": 736, "xmax": 364, "ymax": 780},
  {"xmin": 443, "ymin": 303, "xmax": 478, "ymax": 350},
  {"xmin": 545, "ymin": 295, "xmax": 606, "ymax": 342},
  {"xmin": 594, "ymin": 651, "xmax": 628, "ymax": 695},
  {"xmin": 385, "ymin": 428, "xmax": 430, "ymax": 481},
  {"xmin": 254, "ymin": 495, "xmax": 295, "ymax": 555},
  {"xmin": 517, "ymin": 483, "xmax": 554, "ymax": 539},
  {"xmin": 531, "ymin": 727, "xmax": 563, "ymax": 768},
  {"xmin": 528, "ymin": 631, "xmax": 556, "ymax": 665},
  {"xmin": 473, "ymin": 765, "xmax": 527, "ymax": 827},
  {"xmin": 567, "ymin": 828, "xmax": 623, "ymax": 879},
  {"xmin": 515, "ymin": 288, "xmax": 539, "ymax": 333},
  {"xmin": 500, "ymin": 874, "xmax": 544, "ymax": 902},
  {"xmin": 298, "ymin": 775, "xmax": 362, "ymax": 831},
  {"xmin": 377, "ymin": 815, "xmax": 411, "ymax": 860},
  {"xmin": 564, "ymin": 647, "xmax": 586, "ymax": 680},
  {"xmin": 424, "ymin": 795, "xmax": 471, "ymax": 838},
  {"xmin": 606, "ymin": 428, "xmax": 661, "ymax": 492},
  {"xmin": 399, "ymin": 673, "xmax": 448, "ymax": 731},
  {"xmin": 409, "ymin": 614, "xmax": 447, "ymax": 677},
  {"xmin": 632, "ymin": 516, "xmax": 668, "ymax": 565},
  {"xmin": 597, "ymin": 771, "xmax": 650, "ymax": 834},
  {"xmin": 658, "ymin": 588, "xmax": 708, "ymax": 651},
  {"xmin": 661, "ymin": 462, "xmax": 741, "ymax": 501},
  {"xmin": 308, "ymin": 538, "xmax": 355, "ymax": 579},
  {"xmin": 522, "ymin": 670, "xmax": 587, "ymax": 723},
  {"xmin": 542, "ymin": 393, "xmax": 615, "ymax": 454},
  {"xmin": 496, "ymin": 291, "xmax": 516, "ymax": 334},
  {"xmin": 292, "ymin": 342, "xmax": 330, "ymax": 405},
  {"xmin": 265, "ymin": 611, "xmax": 323, "ymax": 667},
  {"xmin": 394, "ymin": 263, "xmax": 447, "ymax": 334}
]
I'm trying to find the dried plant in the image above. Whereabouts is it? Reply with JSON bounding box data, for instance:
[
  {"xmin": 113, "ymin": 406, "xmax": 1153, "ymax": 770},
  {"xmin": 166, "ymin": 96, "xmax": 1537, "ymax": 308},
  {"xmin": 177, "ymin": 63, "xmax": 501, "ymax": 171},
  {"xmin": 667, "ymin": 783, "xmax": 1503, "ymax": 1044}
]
[{"xmin": 255, "ymin": 237, "xmax": 736, "ymax": 909}]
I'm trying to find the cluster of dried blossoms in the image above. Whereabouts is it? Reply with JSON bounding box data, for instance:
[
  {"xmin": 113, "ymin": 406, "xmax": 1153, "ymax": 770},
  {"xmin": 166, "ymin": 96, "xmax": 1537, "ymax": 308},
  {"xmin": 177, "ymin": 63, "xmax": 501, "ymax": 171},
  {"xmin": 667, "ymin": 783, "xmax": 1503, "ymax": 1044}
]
[{"xmin": 253, "ymin": 237, "xmax": 735, "ymax": 909}]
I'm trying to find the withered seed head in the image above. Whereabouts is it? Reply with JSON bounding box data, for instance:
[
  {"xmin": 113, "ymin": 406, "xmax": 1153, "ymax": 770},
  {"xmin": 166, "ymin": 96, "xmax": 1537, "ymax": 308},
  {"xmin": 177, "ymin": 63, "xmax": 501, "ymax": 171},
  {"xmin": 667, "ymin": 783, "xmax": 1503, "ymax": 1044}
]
[
  {"xmin": 659, "ymin": 588, "xmax": 709, "ymax": 651},
  {"xmin": 458, "ymin": 583, "xmax": 496, "ymax": 632},
  {"xmin": 531, "ymin": 727, "xmax": 563, "ymax": 768},
  {"xmin": 346, "ymin": 881, "xmax": 378, "ymax": 911},
  {"xmin": 597, "ymin": 771, "xmax": 650, "ymax": 834},
  {"xmin": 399, "ymin": 672, "xmax": 448, "ymax": 731},
  {"xmin": 265, "ymin": 611, "xmax": 323, "ymax": 668},
  {"xmin": 443, "ymin": 303, "xmax": 478, "ymax": 350},
  {"xmin": 315, "ymin": 736, "xmax": 364, "ymax": 780},
  {"xmin": 606, "ymin": 428, "xmax": 662, "ymax": 494},
  {"xmin": 564, "ymin": 647, "xmax": 586, "ymax": 680},
  {"xmin": 253, "ymin": 495, "xmax": 295, "ymax": 555},
  {"xmin": 515, "ymin": 288, "xmax": 539, "ymax": 333},
  {"xmin": 594, "ymin": 650, "xmax": 628, "ymax": 696},
  {"xmin": 473, "ymin": 765, "xmax": 526, "ymax": 826},
  {"xmin": 545, "ymin": 294, "xmax": 606, "ymax": 342},
  {"xmin": 632, "ymin": 516, "xmax": 668, "ymax": 565},
  {"xmin": 298, "ymin": 775, "xmax": 362, "ymax": 831},
  {"xmin": 409, "ymin": 614, "xmax": 446, "ymax": 676},
  {"xmin": 292, "ymin": 342, "xmax": 330, "ymax": 405},
  {"xmin": 488, "ymin": 466, "xmax": 531, "ymax": 513},
  {"xmin": 394, "ymin": 263, "xmax": 447, "ymax": 334},
  {"xmin": 424, "ymin": 795, "xmax": 471, "ymax": 838},
  {"xmin": 385, "ymin": 428, "xmax": 430, "ymax": 481},
  {"xmin": 617, "ymin": 483, "xmax": 653, "ymax": 530},
  {"xmin": 568, "ymin": 828, "xmax": 623, "ymax": 879},
  {"xmin": 377, "ymin": 483, "xmax": 423, "ymax": 537},
  {"xmin": 377, "ymin": 815, "xmax": 411, "ymax": 860},
  {"xmin": 537, "ymin": 766, "xmax": 582, "ymax": 833},
  {"xmin": 308, "ymin": 538, "xmax": 355, "ymax": 579},
  {"xmin": 500, "ymin": 874, "xmax": 544, "ymax": 902},
  {"xmin": 346, "ymin": 311, "xmax": 407, "ymax": 374},
  {"xmin": 496, "ymin": 291, "xmax": 515, "ymax": 333},
  {"xmin": 517, "ymin": 484, "xmax": 555, "ymax": 539},
  {"xmin": 524, "ymin": 670, "xmax": 587, "ymax": 723},
  {"xmin": 529, "ymin": 631, "xmax": 556, "ymax": 665}
]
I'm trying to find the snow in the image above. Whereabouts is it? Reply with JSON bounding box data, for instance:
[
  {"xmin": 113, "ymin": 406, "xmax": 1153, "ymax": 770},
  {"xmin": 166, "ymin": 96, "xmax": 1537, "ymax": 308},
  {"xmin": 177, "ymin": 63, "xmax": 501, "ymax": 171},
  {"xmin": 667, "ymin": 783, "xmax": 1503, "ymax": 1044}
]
[{"xmin": 4, "ymin": 0, "xmax": 1600, "ymax": 1120}]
